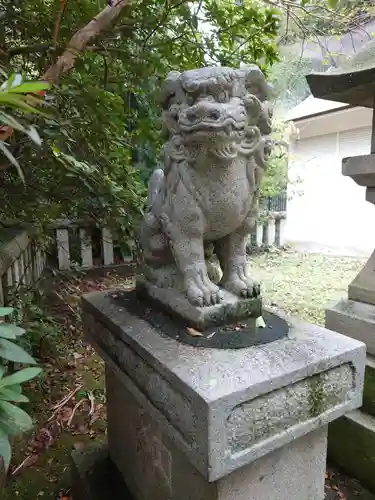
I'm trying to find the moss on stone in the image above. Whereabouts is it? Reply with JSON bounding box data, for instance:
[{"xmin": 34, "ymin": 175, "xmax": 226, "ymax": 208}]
[{"xmin": 308, "ymin": 377, "xmax": 325, "ymax": 418}]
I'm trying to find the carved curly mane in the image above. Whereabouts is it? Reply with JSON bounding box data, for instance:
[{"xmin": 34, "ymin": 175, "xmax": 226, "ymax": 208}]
[{"xmin": 155, "ymin": 66, "xmax": 272, "ymax": 206}]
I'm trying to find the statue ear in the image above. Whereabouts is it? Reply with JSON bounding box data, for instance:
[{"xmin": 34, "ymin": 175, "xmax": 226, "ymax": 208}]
[
  {"xmin": 159, "ymin": 71, "xmax": 183, "ymax": 109},
  {"xmin": 242, "ymin": 65, "xmax": 270, "ymax": 102}
]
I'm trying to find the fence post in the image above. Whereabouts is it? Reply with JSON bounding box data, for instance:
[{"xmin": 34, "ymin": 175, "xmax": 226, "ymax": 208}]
[
  {"xmin": 266, "ymin": 218, "xmax": 276, "ymax": 246},
  {"xmin": 278, "ymin": 217, "xmax": 287, "ymax": 247},
  {"xmin": 79, "ymin": 229, "xmax": 93, "ymax": 269},
  {"xmin": 102, "ymin": 228, "xmax": 114, "ymax": 265},
  {"xmin": 255, "ymin": 224, "xmax": 263, "ymax": 247},
  {"xmin": 56, "ymin": 229, "xmax": 71, "ymax": 270}
]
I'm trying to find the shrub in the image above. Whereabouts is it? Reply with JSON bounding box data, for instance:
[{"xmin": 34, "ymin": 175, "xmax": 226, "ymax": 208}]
[{"xmin": 0, "ymin": 307, "xmax": 41, "ymax": 471}]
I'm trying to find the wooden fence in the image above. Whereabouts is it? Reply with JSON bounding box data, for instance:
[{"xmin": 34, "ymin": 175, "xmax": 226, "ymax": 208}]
[
  {"xmin": 249, "ymin": 212, "xmax": 286, "ymax": 249},
  {"xmin": 0, "ymin": 229, "xmax": 46, "ymax": 306},
  {"xmin": 52, "ymin": 220, "xmax": 133, "ymax": 271},
  {"xmin": 0, "ymin": 212, "xmax": 286, "ymax": 304}
]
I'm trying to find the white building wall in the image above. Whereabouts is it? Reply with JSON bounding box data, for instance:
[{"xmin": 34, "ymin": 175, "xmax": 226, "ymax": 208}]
[{"xmin": 286, "ymin": 124, "xmax": 375, "ymax": 256}]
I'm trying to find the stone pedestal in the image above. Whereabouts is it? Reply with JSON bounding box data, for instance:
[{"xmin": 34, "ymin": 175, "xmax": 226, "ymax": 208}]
[
  {"xmin": 324, "ymin": 153, "xmax": 375, "ymax": 492},
  {"xmin": 82, "ymin": 290, "xmax": 365, "ymax": 500}
]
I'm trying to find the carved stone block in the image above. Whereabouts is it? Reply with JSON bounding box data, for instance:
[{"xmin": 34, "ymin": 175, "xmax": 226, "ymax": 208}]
[{"xmin": 83, "ymin": 290, "xmax": 365, "ymax": 492}]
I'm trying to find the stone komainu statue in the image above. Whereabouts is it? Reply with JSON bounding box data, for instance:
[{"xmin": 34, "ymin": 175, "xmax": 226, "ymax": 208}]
[{"xmin": 139, "ymin": 66, "xmax": 273, "ymax": 307}]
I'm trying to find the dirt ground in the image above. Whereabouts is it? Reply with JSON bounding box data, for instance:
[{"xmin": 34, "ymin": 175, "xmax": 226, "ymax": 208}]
[{"xmin": 2, "ymin": 249, "xmax": 373, "ymax": 499}]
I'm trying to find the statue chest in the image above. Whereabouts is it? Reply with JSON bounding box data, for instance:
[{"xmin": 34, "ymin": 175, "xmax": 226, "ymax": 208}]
[{"xmin": 192, "ymin": 161, "xmax": 253, "ymax": 239}]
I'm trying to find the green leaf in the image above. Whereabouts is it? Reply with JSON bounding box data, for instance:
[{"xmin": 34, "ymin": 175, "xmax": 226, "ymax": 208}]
[
  {"xmin": 0, "ymin": 417, "xmax": 18, "ymax": 436},
  {"xmin": 26, "ymin": 125, "xmax": 42, "ymax": 146},
  {"xmin": 0, "ymin": 111, "xmax": 27, "ymax": 133},
  {"xmin": 0, "ymin": 387, "xmax": 29, "ymax": 403},
  {"xmin": 0, "ymin": 141, "xmax": 25, "ymax": 183},
  {"xmin": 0, "ymin": 365, "xmax": 4, "ymax": 379},
  {"xmin": 327, "ymin": 0, "xmax": 339, "ymax": 7},
  {"xmin": 0, "ymin": 367, "xmax": 41, "ymax": 387},
  {"xmin": 3, "ymin": 73, "xmax": 22, "ymax": 90},
  {"xmin": 0, "ymin": 401, "xmax": 33, "ymax": 433},
  {"xmin": 0, "ymin": 92, "xmax": 42, "ymax": 114},
  {"xmin": 0, "ymin": 427, "xmax": 11, "ymax": 469},
  {"xmin": 0, "ymin": 338, "xmax": 37, "ymax": 365},
  {"xmin": 0, "ymin": 308, "xmax": 14, "ymax": 318},
  {"xmin": 0, "ymin": 324, "xmax": 26, "ymax": 339},
  {"xmin": 8, "ymin": 82, "xmax": 50, "ymax": 94}
]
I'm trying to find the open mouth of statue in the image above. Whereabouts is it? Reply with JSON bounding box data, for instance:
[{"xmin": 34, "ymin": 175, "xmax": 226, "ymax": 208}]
[{"xmin": 180, "ymin": 118, "xmax": 246, "ymax": 138}]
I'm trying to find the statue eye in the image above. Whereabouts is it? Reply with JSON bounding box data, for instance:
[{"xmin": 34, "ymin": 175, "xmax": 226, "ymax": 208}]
[
  {"xmin": 187, "ymin": 110, "xmax": 198, "ymax": 121},
  {"xmin": 209, "ymin": 110, "xmax": 220, "ymax": 120}
]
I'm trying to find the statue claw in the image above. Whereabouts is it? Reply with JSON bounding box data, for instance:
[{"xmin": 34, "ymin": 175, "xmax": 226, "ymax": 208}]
[
  {"xmin": 186, "ymin": 274, "xmax": 223, "ymax": 307},
  {"xmin": 221, "ymin": 264, "xmax": 260, "ymax": 298}
]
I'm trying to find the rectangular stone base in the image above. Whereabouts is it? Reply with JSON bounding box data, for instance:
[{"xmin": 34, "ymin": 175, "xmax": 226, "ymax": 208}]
[
  {"xmin": 70, "ymin": 444, "xmax": 132, "ymax": 500},
  {"xmin": 83, "ymin": 291, "xmax": 365, "ymax": 500},
  {"xmin": 106, "ymin": 365, "xmax": 328, "ymax": 500},
  {"xmin": 328, "ymin": 410, "xmax": 375, "ymax": 494},
  {"xmin": 325, "ymin": 299, "xmax": 375, "ymax": 416},
  {"xmin": 325, "ymin": 298, "xmax": 375, "ymax": 493},
  {"xmin": 136, "ymin": 276, "xmax": 261, "ymax": 330},
  {"xmin": 326, "ymin": 299, "xmax": 375, "ymax": 355}
]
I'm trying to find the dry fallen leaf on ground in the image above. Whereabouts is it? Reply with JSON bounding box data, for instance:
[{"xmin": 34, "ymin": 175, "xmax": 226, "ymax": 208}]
[{"xmin": 186, "ymin": 327, "xmax": 203, "ymax": 337}]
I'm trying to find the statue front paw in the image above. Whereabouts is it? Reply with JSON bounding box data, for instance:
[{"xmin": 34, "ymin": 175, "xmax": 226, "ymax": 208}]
[
  {"xmin": 221, "ymin": 264, "xmax": 260, "ymax": 298},
  {"xmin": 185, "ymin": 267, "xmax": 224, "ymax": 307}
]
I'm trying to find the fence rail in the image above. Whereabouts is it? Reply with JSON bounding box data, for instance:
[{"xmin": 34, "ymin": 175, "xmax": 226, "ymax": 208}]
[{"xmin": 261, "ymin": 193, "xmax": 287, "ymax": 213}]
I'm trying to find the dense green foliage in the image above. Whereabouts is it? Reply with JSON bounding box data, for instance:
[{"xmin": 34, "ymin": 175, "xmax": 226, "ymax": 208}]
[
  {"xmin": 0, "ymin": 0, "xmax": 280, "ymax": 243},
  {"xmin": 0, "ymin": 307, "xmax": 41, "ymax": 471},
  {"xmin": 0, "ymin": 70, "xmax": 50, "ymax": 180}
]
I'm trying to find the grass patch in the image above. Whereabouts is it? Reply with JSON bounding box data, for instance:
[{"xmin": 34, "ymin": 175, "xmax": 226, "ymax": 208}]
[{"xmin": 250, "ymin": 250, "xmax": 365, "ymax": 325}]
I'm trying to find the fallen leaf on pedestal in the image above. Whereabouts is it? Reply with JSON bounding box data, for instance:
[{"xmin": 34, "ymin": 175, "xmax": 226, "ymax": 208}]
[
  {"xmin": 186, "ymin": 327, "xmax": 203, "ymax": 337},
  {"xmin": 256, "ymin": 316, "xmax": 266, "ymax": 328}
]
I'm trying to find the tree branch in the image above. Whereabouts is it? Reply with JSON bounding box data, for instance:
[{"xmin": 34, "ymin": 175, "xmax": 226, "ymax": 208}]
[
  {"xmin": 6, "ymin": 44, "xmax": 53, "ymax": 58},
  {"xmin": 43, "ymin": 0, "xmax": 131, "ymax": 83},
  {"xmin": 52, "ymin": 0, "xmax": 69, "ymax": 47},
  {"xmin": 0, "ymin": 0, "xmax": 131, "ymax": 144}
]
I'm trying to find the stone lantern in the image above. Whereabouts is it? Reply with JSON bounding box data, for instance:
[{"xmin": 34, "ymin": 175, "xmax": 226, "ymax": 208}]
[{"xmin": 307, "ymin": 63, "xmax": 375, "ymax": 492}]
